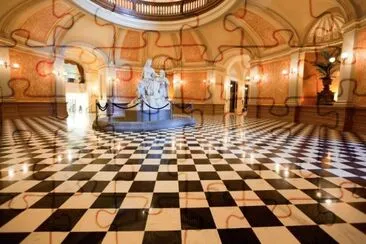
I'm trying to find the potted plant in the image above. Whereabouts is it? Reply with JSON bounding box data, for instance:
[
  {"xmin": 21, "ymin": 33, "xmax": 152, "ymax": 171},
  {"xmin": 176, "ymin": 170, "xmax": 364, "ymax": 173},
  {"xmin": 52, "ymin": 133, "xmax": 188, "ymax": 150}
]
[{"xmin": 313, "ymin": 50, "xmax": 340, "ymax": 105}]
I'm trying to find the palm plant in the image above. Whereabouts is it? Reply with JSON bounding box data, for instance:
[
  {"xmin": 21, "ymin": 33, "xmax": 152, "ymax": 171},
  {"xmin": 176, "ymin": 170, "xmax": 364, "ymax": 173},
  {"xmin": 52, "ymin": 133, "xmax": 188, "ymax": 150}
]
[
  {"xmin": 314, "ymin": 51, "xmax": 339, "ymax": 79},
  {"xmin": 313, "ymin": 50, "xmax": 340, "ymax": 105}
]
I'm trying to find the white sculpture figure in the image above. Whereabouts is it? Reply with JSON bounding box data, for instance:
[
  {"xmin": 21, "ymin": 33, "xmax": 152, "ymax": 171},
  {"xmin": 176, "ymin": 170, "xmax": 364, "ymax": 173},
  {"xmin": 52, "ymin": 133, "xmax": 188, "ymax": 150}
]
[
  {"xmin": 143, "ymin": 59, "xmax": 156, "ymax": 97},
  {"xmin": 133, "ymin": 59, "xmax": 170, "ymax": 109},
  {"xmin": 158, "ymin": 70, "xmax": 169, "ymax": 99}
]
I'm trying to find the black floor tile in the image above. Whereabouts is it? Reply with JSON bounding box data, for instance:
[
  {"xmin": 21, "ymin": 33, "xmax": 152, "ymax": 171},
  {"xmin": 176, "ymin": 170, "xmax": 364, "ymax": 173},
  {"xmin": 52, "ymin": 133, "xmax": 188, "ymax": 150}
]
[
  {"xmin": 0, "ymin": 209, "xmax": 24, "ymax": 228},
  {"xmin": 91, "ymin": 193, "xmax": 126, "ymax": 208},
  {"xmin": 36, "ymin": 209, "xmax": 87, "ymax": 231},
  {"xmin": 198, "ymin": 172, "xmax": 220, "ymax": 180},
  {"xmin": 236, "ymin": 171, "xmax": 261, "ymax": 179},
  {"xmin": 151, "ymin": 193, "xmax": 179, "ymax": 208},
  {"xmin": 306, "ymin": 178, "xmax": 339, "ymax": 188},
  {"xmin": 213, "ymin": 165, "xmax": 233, "ymax": 171},
  {"xmin": 125, "ymin": 159, "xmax": 144, "ymax": 164},
  {"xmin": 24, "ymin": 171, "xmax": 55, "ymax": 180},
  {"xmin": 205, "ymin": 191, "xmax": 236, "ymax": 207},
  {"xmin": 0, "ymin": 181, "xmax": 16, "ymax": 190},
  {"xmin": 109, "ymin": 209, "xmax": 148, "ymax": 231},
  {"xmin": 352, "ymin": 223, "xmax": 366, "ymax": 234},
  {"xmin": 140, "ymin": 165, "xmax": 159, "ymax": 172},
  {"xmin": 160, "ymin": 159, "xmax": 177, "ymax": 165},
  {"xmin": 157, "ymin": 172, "xmax": 178, "ymax": 181},
  {"xmin": 78, "ymin": 181, "xmax": 109, "ymax": 192},
  {"xmin": 129, "ymin": 181, "xmax": 156, "ymax": 192},
  {"xmin": 266, "ymin": 179, "xmax": 296, "ymax": 189},
  {"xmin": 223, "ymin": 180, "xmax": 251, "ymax": 191},
  {"xmin": 101, "ymin": 164, "xmax": 123, "ymax": 171},
  {"xmin": 179, "ymin": 181, "xmax": 203, "ymax": 192},
  {"xmin": 295, "ymin": 204, "xmax": 345, "ymax": 225},
  {"xmin": 26, "ymin": 181, "xmax": 63, "ymax": 192},
  {"xmin": 193, "ymin": 159, "xmax": 210, "ymax": 164},
  {"xmin": 178, "ymin": 165, "xmax": 196, "ymax": 172},
  {"xmin": 143, "ymin": 231, "xmax": 181, "ymax": 244},
  {"xmin": 301, "ymin": 189, "xmax": 340, "ymax": 203},
  {"xmin": 348, "ymin": 202, "xmax": 366, "ymax": 214},
  {"xmin": 240, "ymin": 206, "xmax": 283, "ymax": 227},
  {"xmin": 255, "ymin": 190, "xmax": 291, "ymax": 205},
  {"xmin": 31, "ymin": 193, "xmax": 73, "ymax": 208},
  {"xmin": 61, "ymin": 164, "xmax": 87, "ymax": 171},
  {"xmin": 218, "ymin": 228, "xmax": 260, "ymax": 244},
  {"xmin": 62, "ymin": 232, "xmax": 106, "ymax": 244},
  {"xmin": 114, "ymin": 172, "xmax": 138, "ymax": 181},
  {"xmin": 0, "ymin": 233, "xmax": 29, "ymax": 244},
  {"xmin": 288, "ymin": 225, "xmax": 337, "ymax": 244},
  {"xmin": 69, "ymin": 172, "xmax": 96, "ymax": 181},
  {"xmin": 180, "ymin": 208, "xmax": 216, "ymax": 229}
]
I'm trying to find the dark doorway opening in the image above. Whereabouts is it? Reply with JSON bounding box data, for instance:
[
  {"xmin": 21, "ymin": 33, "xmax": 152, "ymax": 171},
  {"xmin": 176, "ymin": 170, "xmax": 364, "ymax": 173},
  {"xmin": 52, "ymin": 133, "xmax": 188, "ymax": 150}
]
[
  {"xmin": 243, "ymin": 84, "xmax": 249, "ymax": 111},
  {"xmin": 229, "ymin": 80, "xmax": 238, "ymax": 113}
]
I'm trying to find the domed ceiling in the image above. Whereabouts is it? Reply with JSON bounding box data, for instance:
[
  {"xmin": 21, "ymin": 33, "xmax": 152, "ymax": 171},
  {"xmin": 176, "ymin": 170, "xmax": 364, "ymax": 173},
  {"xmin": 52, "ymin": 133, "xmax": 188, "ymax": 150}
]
[{"xmin": 71, "ymin": 0, "xmax": 237, "ymax": 30}]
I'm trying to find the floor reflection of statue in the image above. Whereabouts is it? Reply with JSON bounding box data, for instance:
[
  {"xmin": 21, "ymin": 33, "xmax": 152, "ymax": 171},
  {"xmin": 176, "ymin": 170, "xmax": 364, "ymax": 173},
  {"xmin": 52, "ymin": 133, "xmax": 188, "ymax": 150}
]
[{"xmin": 135, "ymin": 59, "xmax": 170, "ymax": 109}]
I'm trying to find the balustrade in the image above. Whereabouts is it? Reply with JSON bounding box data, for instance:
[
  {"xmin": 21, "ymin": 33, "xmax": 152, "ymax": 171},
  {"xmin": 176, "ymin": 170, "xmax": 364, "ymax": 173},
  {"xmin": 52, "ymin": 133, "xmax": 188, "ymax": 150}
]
[{"xmin": 92, "ymin": 0, "xmax": 224, "ymax": 20}]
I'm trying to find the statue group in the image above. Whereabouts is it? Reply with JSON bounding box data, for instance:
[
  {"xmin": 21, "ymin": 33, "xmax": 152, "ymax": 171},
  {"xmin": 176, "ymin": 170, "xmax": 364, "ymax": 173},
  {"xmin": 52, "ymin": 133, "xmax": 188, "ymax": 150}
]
[{"xmin": 136, "ymin": 59, "xmax": 170, "ymax": 108}]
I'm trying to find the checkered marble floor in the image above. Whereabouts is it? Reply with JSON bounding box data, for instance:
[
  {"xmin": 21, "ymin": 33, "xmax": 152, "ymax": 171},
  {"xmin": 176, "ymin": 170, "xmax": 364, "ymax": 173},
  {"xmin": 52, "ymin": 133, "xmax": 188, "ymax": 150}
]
[{"xmin": 0, "ymin": 115, "xmax": 365, "ymax": 244}]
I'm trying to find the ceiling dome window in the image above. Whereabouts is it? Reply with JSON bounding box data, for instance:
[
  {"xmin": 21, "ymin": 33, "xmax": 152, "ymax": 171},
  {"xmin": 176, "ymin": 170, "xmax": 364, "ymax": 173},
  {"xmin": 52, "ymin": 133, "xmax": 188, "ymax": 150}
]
[
  {"xmin": 306, "ymin": 13, "xmax": 345, "ymax": 45},
  {"xmin": 91, "ymin": 0, "xmax": 224, "ymax": 20}
]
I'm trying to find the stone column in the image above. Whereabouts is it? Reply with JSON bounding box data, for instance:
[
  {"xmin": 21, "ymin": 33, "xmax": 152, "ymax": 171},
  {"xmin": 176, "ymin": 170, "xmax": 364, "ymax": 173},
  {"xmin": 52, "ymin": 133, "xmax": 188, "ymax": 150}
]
[
  {"xmin": 53, "ymin": 57, "xmax": 67, "ymax": 117},
  {"xmin": 248, "ymin": 65, "xmax": 259, "ymax": 105},
  {"xmin": 98, "ymin": 64, "xmax": 117, "ymax": 102},
  {"xmin": 335, "ymin": 28, "xmax": 358, "ymax": 106},
  {"xmin": 245, "ymin": 65, "xmax": 260, "ymax": 118},
  {"xmin": 287, "ymin": 51, "xmax": 305, "ymax": 106}
]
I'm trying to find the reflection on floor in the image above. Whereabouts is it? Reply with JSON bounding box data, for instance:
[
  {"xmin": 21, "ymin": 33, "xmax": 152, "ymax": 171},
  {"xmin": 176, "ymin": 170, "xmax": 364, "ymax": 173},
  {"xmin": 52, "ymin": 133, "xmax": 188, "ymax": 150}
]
[{"xmin": 0, "ymin": 115, "xmax": 365, "ymax": 243}]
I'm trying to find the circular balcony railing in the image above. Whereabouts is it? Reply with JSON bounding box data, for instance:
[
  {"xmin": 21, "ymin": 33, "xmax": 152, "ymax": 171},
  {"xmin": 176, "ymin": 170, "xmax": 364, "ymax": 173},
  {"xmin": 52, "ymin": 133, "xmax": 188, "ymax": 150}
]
[{"xmin": 91, "ymin": 0, "xmax": 225, "ymax": 20}]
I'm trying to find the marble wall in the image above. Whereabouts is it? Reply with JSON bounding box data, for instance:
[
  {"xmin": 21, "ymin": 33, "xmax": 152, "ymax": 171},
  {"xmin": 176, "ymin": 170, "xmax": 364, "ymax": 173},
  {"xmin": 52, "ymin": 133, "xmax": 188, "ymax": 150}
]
[
  {"xmin": 9, "ymin": 49, "xmax": 55, "ymax": 102},
  {"xmin": 257, "ymin": 57, "xmax": 290, "ymax": 105},
  {"xmin": 354, "ymin": 26, "xmax": 366, "ymax": 106}
]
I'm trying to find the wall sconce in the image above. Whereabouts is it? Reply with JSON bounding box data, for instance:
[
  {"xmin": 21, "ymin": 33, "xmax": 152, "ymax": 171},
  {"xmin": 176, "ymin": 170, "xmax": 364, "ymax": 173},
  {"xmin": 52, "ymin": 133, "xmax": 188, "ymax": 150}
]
[
  {"xmin": 281, "ymin": 68, "xmax": 297, "ymax": 76},
  {"xmin": 245, "ymin": 76, "xmax": 251, "ymax": 82},
  {"xmin": 341, "ymin": 52, "xmax": 349, "ymax": 61},
  {"xmin": 0, "ymin": 59, "xmax": 20, "ymax": 69},
  {"xmin": 253, "ymin": 74, "xmax": 261, "ymax": 82},
  {"xmin": 340, "ymin": 52, "xmax": 352, "ymax": 64},
  {"xmin": 203, "ymin": 79, "xmax": 215, "ymax": 85},
  {"xmin": 174, "ymin": 79, "xmax": 182, "ymax": 86}
]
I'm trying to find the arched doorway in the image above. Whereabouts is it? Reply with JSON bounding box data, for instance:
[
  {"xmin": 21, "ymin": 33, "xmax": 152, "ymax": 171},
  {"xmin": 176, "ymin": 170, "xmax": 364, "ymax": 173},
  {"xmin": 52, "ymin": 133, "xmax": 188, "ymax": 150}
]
[{"xmin": 64, "ymin": 60, "xmax": 89, "ymax": 114}]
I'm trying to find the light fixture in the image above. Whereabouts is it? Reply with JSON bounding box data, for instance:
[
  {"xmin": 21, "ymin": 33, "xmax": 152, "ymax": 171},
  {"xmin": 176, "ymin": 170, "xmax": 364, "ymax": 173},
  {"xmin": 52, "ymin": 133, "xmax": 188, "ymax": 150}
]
[
  {"xmin": 341, "ymin": 52, "xmax": 349, "ymax": 60},
  {"xmin": 290, "ymin": 68, "xmax": 298, "ymax": 74},
  {"xmin": 253, "ymin": 74, "xmax": 261, "ymax": 82},
  {"xmin": 174, "ymin": 79, "xmax": 182, "ymax": 85},
  {"xmin": 329, "ymin": 57, "xmax": 336, "ymax": 63},
  {"xmin": 245, "ymin": 76, "xmax": 251, "ymax": 82},
  {"xmin": 0, "ymin": 59, "xmax": 20, "ymax": 69},
  {"xmin": 341, "ymin": 52, "xmax": 352, "ymax": 64},
  {"xmin": 281, "ymin": 69, "xmax": 289, "ymax": 75}
]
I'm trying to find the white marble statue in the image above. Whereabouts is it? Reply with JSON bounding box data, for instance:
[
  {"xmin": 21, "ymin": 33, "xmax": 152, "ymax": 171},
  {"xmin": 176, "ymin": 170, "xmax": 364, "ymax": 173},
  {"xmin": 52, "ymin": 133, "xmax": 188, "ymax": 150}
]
[
  {"xmin": 134, "ymin": 59, "xmax": 170, "ymax": 109},
  {"xmin": 158, "ymin": 70, "xmax": 169, "ymax": 99}
]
